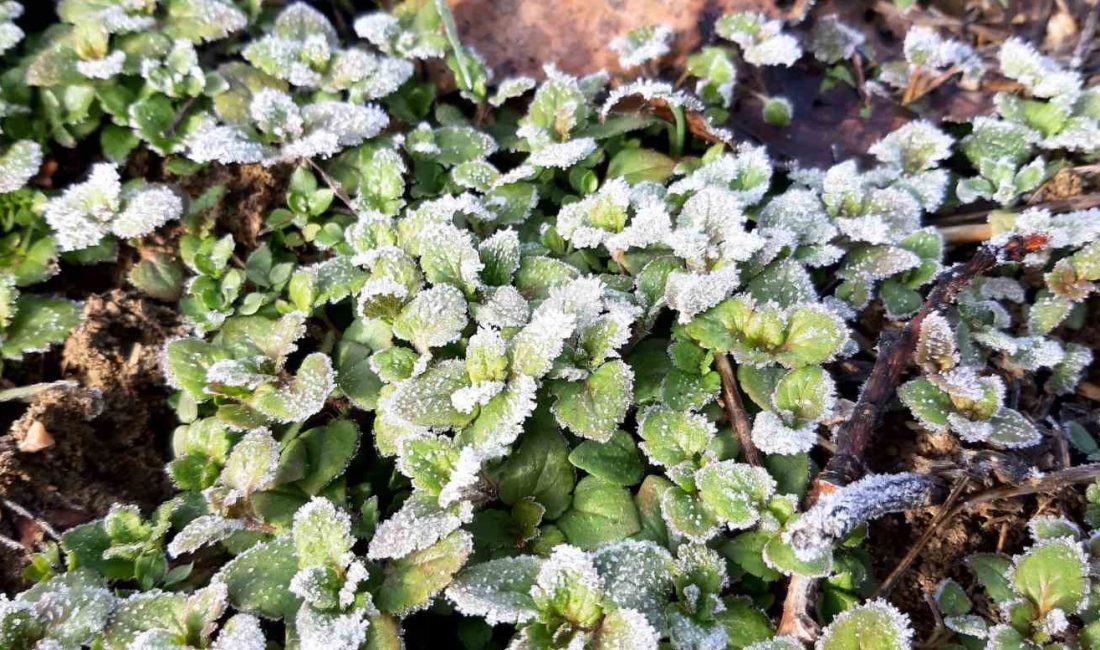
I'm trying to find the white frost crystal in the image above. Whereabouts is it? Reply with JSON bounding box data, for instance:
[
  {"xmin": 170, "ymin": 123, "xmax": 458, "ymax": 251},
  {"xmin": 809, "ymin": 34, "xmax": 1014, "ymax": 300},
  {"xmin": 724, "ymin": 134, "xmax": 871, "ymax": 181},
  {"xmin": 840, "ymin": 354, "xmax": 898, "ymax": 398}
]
[
  {"xmin": 0, "ymin": 140, "xmax": 42, "ymax": 193},
  {"xmin": 809, "ymin": 15, "xmax": 864, "ymax": 64},
  {"xmin": 43, "ymin": 164, "xmax": 181, "ymax": 251},
  {"xmin": 611, "ymin": 24, "xmax": 675, "ymax": 69},
  {"xmin": 784, "ymin": 472, "xmax": 935, "ymax": 560}
]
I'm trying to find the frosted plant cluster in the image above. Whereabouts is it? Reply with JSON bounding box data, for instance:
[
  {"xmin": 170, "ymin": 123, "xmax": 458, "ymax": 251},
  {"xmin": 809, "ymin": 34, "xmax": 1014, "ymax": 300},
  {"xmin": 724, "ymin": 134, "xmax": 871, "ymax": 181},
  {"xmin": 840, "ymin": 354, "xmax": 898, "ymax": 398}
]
[{"xmin": 0, "ymin": 3, "xmax": 1098, "ymax": 650}]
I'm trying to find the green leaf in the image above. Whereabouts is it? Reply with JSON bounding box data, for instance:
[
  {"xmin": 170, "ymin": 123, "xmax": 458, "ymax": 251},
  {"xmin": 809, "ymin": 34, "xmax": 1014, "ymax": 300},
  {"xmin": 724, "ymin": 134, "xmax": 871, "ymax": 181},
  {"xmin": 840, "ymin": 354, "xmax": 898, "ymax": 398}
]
[
  {"xmin": 1012, "ymin": 538, "xmax": 1088, "ymax": 614},
  {"xmin": 716, "ymin": 597, "xmax": 775, "ymax": 649},
  {"xmin": 61, "ymin": 521, "xmax": 134, "ymax": 581},
  {"xmin": 638, "ymin": 406, "xmax": 714, "ymax": 468},
  {"xmin": 898, "ymin": 378, "xmax": 952, "ymax": 429},
  {"xmin": 215, "ymin": 536, "xmax": 301, "ymax": 620},
  {"xmin": 764, "ymin": 452, "xmax": 811, "ymax": 499},
  {"xmin": 377, "ymin": 530, "xmax": 473, "ymax": 615},
  {"xmin": 723, "ymin": 531, "xmax": 782, "ymax": 582},
  {"xmin": 293, "ymin": 420, "xmax": 360, "ymax": 495},
  {"xmin": 967, "ymin": 553, "xmax": 1016, "ymax": 605},
  {"xmin": 634, "ymin": 475, "xmax": 672, "ymax": 545},
  {"xmin": 557, "ymin": 477, "xmax": 640, "ymax": 550},
  {"xmin": 660, "ymin": 487, "xmax": 719, "ymax": 542},
  {"xmin": 2, "ymin": 295, "xmax": 83, "ymax": 360},
  {"xmin": 763, "ymin": 534, "xmax": 833, "ymax": 578},
  {"xmin": 934, "ymin": 579, "xmax": 972, "ymax": 616},
  {"xmin": 496, "ymin": 420, "xmax": 575, "ymax": 519},
  {"xmin": 551, "ymin": 360, "xmax": 634, "ymax": 442},
  {"xmin": 818, "ymin": 600, "xmax": 913, "ymax": 650},
  {"xmin": 101, "ymin": 591, "xmax": 186, "ymax": 650},
  {"xmin": 772, "ymin": 366, "xmax": 834, "ymax": 424},
  {"xmin": 445, "ymin": 556, "xmax": 541, "ymax": 625},
  {"xmin": 607, "ymin": 148, "xmax": 676, "ymax": 185},
  {"xmin": 568, "ymin": 430, "xmax": 644, "ymax": 486},
  {"xmin": 697, "ymin": 460, "xmax": 775, "ymax": 529},
  {"xmin": 776, "ymin": 307, "xmax": 847, "ymax": 367},
  {"xmin": 129, "ymin": 253, "xmax": 185, "ymax": 301}
]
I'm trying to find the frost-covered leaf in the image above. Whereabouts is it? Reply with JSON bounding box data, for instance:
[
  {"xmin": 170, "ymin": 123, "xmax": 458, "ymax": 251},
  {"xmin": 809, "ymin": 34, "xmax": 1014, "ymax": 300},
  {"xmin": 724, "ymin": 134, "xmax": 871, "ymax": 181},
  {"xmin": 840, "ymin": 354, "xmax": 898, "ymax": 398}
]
[
  {"xmin": 594, "ymin": 607, "xmax": 660, "ymax": 650},
  {"xmin": 445, "ymin": 556, "xmax": 541, "ymax": 625},
  {"xmin": 1012, "ymin": 537, "xmax": 1089, "ymax": 614},
  {"xmin": 898, "ymin": 378, "xmax": 951, "ymax": 430},
  {"xmin": 368, "ymin": 493, "xmax": 471, "ymax": 560},
  {"xmin": 557, "ymin": 476, "xmax": 640, "ymax": 550},
  {"xmin": 642, "ymin": 389, "xmax": 717, "ymax": 460},
  {"xmin": 530, "ymin": 545, "xmax": 605, "ymax": 628},
  {"xmin": 1, "ymin": 295, "xmax": 83, "ymax": 360},
  {"xmin": 551, "ymin": 360, "xmax": 634, "ymax": 442},
  {"xmin": 214, "ymin": 536, "xmax": 300, "ymax": 620},
  {"xmin": 0, "ymin": 141, "xmax": 43, "ymax": 194},
  {"xmin": 293, "ymin": 497, "xmax": 354, "ymax": 568},
  {"xmin": 167, "ymin": 515, "xmax": 244, "ymax": 558},
  {"xmin": 696, "ymin": 460, "xmax": 775, "ymax": 529},
  {"xmin": 611, "ymin": 24, "xmax": 674, "ymax": 69},
  {"xmin": 376, "ymin": 530, "xmax": 473, "ymax": 615},
  {"xmin": 816, "ymin": 600, "xmax": 913, "ymax": 650},
  {"xmin": 221, "ymin": 428, "xmax": 279, "ymax": 502},
  {"xmin": 392, "ymin": 284, "xmax": 467, "ymax": 354},
  {"xmin": 592, "ymin": 539, "xmax": 674, "ymax": 625}
]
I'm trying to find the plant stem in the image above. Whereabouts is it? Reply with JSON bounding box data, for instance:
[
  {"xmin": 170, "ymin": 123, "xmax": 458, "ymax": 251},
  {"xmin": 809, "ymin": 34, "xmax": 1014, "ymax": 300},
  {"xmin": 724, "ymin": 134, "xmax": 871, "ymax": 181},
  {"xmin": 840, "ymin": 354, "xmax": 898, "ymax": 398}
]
[
  {"xmin": 813, "ymin": 234, "xmax": 1049, "ymax": 496},
  {"xmin": 778, "ymin": 234, "xmax": 1049, "ymax": 641},
  {"xmin": 306, "ymin": 158, "xmax": 355, "ymax": 209},
  {"xmin": 669, "ymin": 105, "xmax": 686, "ymax": 158},
  {"xmin": 714, "ymin": 352, "xmax": 762, "ymax": 466}
]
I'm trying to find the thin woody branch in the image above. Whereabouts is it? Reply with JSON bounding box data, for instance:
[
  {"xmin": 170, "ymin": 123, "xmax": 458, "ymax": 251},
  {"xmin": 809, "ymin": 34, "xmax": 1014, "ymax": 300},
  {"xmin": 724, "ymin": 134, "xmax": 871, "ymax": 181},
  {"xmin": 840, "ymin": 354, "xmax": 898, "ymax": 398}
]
[
  {"xmin": 778, "ymin": 233, "xmax": 1049, "ymax": 641},
  {"xmin": 714, "ymin": 352, "xmax": 762, "ymax": 466}
]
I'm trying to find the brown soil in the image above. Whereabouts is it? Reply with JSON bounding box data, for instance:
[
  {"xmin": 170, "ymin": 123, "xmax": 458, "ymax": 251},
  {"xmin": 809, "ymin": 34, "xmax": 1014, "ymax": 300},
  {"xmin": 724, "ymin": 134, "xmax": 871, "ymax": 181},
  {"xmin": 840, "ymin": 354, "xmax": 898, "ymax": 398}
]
[
  {"xmin": 0, "ymin": 290, "xmax": 184, "ymax": 592},
  {"xmin": 178, "ymin": 162, "xmax": 290, "ymax": 248},
  {"xmin": 865, "ymin": 419, "xmax": 1088, "ymax": 635}
]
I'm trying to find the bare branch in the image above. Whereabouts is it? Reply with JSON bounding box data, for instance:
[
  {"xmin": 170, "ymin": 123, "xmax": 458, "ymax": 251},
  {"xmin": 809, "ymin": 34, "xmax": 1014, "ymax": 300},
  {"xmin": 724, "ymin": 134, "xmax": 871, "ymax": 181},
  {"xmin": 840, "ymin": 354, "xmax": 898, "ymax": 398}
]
[{"xmin": 714, "ymin": 352, "xmax": 762, "ymax": 466}]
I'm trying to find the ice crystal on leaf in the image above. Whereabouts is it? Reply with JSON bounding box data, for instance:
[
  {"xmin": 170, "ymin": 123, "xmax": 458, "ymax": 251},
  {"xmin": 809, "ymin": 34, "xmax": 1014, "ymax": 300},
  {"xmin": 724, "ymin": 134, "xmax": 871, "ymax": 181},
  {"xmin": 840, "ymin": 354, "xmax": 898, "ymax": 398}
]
[
  {"xmin": 716, "ymin": 12, "xmax": 802, "ymax": 67},
  {"xmin": 184, "ymin": 120, "xmax": 267, "ymax": 165},
  {"xmin": 999, "ymin": 37, "xmax": 1082, "ymax": 100},
  {"xmin": 868, "ymin": 121, "xmax": 954, "ymax": 174},
  {"xmin": 0, "ymin": 2, "xmax": 24, "ymax": 55},
  {"xmin": 809, "ymin": 15, "xmax": 865, "ymax": 64},
  {"xmin": 43, "ymin": 164, "xmax": 183, "ymax": 252},
  {"xmin": 0, "ymin": 141, "xmax": 43, "ymax": 194},
  {"xmin": 76, "ymin": 51, "xmax": 126, "ymax": 80},
  {"xmin": 296, "ymin": 606, "xmax": 369, "ymax": 650},
  {"xmin": 367, "ymin": 493, "xmax": 472, "ymax": 560},
  {"xmin": 611, "ymin": 24, "xmax": 675, "ymax": 69},
  {"xmin": 816, "ymin": 600, "xmax": 914, "ymax": 650},
  {"xmin": 446, "ymin": 556, "xmax": 542, "ymax": 625}
]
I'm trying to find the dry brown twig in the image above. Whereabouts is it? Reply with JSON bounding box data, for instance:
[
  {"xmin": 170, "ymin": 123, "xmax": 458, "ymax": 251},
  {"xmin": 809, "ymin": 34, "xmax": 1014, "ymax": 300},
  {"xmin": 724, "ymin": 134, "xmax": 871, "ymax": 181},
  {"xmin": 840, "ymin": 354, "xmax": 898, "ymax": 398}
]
[
  {"xmin": 777, "ymin": 234, "xmax": 1050, "ymax": 641},
  {"xmin": 714, "ymin": 352, "xmax": 762, "ymax": 467}
]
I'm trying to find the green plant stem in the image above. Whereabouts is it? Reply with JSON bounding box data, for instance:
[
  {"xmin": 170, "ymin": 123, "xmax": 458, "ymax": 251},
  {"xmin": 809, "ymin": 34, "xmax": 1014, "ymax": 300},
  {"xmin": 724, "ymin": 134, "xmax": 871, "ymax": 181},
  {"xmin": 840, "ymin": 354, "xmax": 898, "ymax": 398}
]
[{"xmin": 668, "ymin": 106, "xmax": 686, "ymax": 158}]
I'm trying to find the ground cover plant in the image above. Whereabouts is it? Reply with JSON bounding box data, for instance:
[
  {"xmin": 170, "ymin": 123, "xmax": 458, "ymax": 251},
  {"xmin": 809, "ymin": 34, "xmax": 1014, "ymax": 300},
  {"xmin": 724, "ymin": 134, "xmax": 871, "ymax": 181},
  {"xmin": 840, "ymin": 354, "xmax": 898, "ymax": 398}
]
[{"xmin": 1, "ymin": 0, "xmax": 1100, "ymax": 649}]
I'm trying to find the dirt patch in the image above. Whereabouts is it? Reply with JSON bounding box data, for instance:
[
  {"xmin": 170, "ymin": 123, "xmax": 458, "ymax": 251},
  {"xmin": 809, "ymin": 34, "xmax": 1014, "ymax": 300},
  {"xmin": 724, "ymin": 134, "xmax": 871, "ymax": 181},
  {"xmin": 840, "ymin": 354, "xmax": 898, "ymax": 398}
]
[
  {"xmin": 178, "ymin": 163, "xmax": 290, "ymax": 248},
  {"xmin": 0, "ymin": 290, "xmax": 184, "ymax": 592},
  {"xmin": 449, "ymin": 0, "xmax": 783, "ymax": 79},
  {"xmin": 863, "ymin": 418, "xmax": 1088, "ymax": 635}
]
